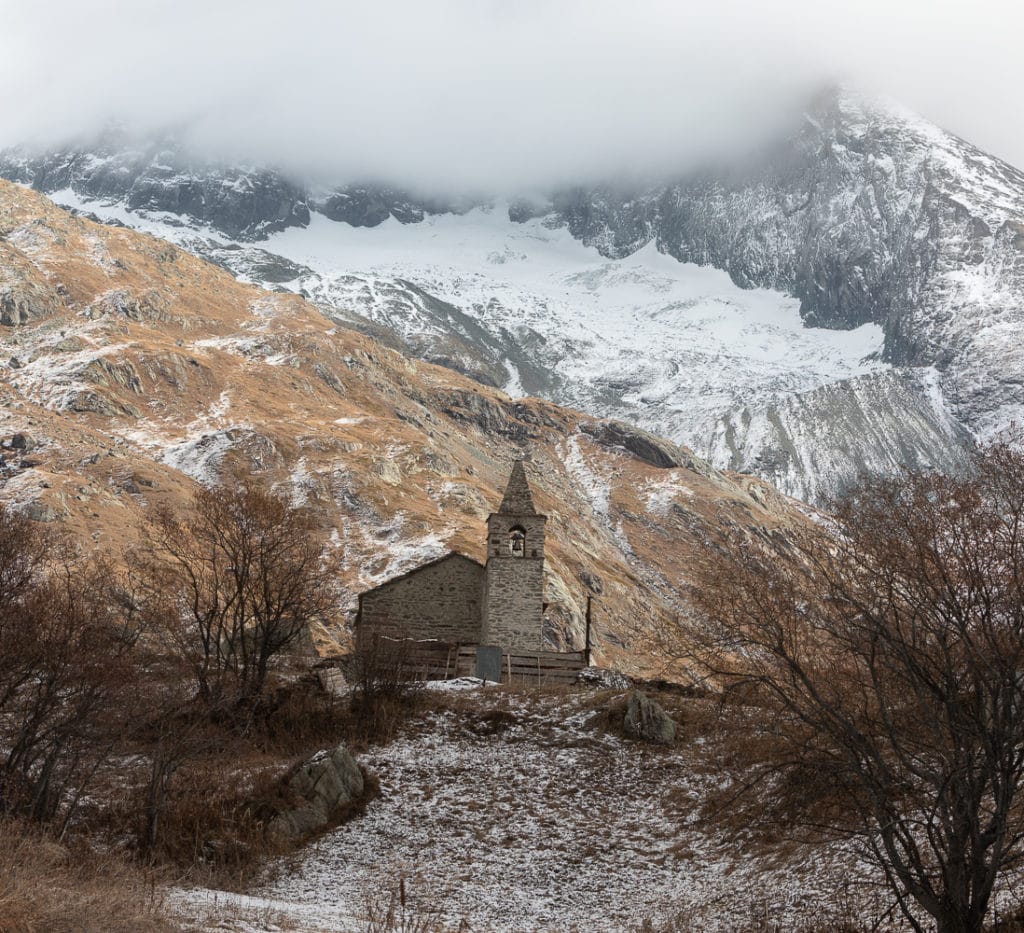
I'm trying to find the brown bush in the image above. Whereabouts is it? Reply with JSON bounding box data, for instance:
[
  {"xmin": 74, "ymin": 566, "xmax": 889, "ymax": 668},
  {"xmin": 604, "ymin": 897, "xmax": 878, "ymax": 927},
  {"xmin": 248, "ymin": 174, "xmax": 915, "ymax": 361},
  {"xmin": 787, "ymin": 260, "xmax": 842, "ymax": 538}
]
[
  {"xmin": 0, "ymin": 819, "xmax": 173, "ymax": 933},
  {"xmin": 348, "ymin": 637, "xmax": 427, "ymax": 745},
  {"xmin": 128, "ymin": 753, "xmax": 294, "ymax": 887},
  {"xmin": 684, "ymin": 442, "xmax": 1024, "ymax": 933},
  {"xmin": 0, "ymin": 506, "xmax": 142, "ymax": 828},
  {"xmin": 248, "ymin": 674, "xmax": 352, "ymax": 754}
]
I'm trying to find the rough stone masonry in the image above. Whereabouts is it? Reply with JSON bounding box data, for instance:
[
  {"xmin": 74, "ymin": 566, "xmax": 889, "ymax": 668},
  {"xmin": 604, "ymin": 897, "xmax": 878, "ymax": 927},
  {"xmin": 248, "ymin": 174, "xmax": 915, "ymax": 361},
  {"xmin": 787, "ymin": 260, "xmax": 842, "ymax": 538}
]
[{"xmin": 356, "ymin": 461, "xmax": 547, "ymax": 652}]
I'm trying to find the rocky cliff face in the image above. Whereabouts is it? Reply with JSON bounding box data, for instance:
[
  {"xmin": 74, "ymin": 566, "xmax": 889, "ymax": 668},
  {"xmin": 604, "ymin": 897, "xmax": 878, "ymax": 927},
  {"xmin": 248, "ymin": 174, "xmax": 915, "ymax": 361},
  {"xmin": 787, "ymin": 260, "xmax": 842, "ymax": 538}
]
[
  {"xmin": 3, "ymin": 86, "xmax": 1018, "ymax": 503},
  {"xmin": 0, "ymin": 133, "xmax": 473, "ymax": 241},
  {"xmin": 709, "ymin": 368, "xmax": 976, "ymax": 503},
  {"xmin": 0, "ymin": 180, "xmax": 814, "ymax": 676},
  {"xmin": 0, "ymin": 132, "xmax": 311, "ymax": 241},
  {"xmin": 549, "ymin": 87, "xmax": 1024, "ymax": 440}
]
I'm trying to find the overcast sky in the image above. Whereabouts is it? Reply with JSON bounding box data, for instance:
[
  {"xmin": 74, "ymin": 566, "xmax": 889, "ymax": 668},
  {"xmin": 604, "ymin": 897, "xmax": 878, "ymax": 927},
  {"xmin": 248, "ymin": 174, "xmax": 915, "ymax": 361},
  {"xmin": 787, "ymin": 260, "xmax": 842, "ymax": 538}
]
[{"xmin": 0, "ymin": 0, "xmax": 1021, "ymax": 191}]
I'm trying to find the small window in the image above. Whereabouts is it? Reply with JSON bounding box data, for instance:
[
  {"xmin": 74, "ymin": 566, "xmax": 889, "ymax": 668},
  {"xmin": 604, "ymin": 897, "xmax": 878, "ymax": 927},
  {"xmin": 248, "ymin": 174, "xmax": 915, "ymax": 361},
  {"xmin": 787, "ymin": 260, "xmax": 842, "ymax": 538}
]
[{"xmin": 509, "ymin": 526, "xmax": 526, "ymax": 558}]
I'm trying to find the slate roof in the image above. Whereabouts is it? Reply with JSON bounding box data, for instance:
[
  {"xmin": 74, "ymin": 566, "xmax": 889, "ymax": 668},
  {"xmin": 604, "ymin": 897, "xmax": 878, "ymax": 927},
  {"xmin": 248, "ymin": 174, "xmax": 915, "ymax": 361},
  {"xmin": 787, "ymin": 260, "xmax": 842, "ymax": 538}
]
[
  {"xmin": 359, "ymin": 551, "xmax": 484, "ymax": 595},
  {"xmin": 497, "ymin": 460, "xmax": 539, "ymax": 515}
]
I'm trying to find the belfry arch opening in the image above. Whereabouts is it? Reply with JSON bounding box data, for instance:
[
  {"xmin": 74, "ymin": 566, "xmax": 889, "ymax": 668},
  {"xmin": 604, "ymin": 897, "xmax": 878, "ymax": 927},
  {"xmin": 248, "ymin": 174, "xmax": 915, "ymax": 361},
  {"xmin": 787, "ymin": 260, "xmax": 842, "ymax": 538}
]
[{"xmin": 509, "ymin": 526, "xmax": 526, "ymax": 558}]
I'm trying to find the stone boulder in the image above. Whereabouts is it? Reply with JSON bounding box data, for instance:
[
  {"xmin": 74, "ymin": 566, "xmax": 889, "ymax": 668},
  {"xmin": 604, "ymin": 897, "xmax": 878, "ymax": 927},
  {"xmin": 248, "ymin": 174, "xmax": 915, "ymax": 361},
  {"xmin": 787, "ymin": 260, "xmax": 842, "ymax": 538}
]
[
  {"xmin": 24, "ymin": 501, "xmax": 58, "ymax": 523},
  {"xmin": 270, "ymin": 744, "xmax": 364, "ymax": 840},
  {"xmin": 623, "ymin": 690, "xmax": 676, "ymax": 745},
  {"xmin": 0, "ymin": 275, "xmax": 64, "ymax": 327},
  {"xmin": 9, "ymin": 432, "xmax": 35, "ymax": 451}
]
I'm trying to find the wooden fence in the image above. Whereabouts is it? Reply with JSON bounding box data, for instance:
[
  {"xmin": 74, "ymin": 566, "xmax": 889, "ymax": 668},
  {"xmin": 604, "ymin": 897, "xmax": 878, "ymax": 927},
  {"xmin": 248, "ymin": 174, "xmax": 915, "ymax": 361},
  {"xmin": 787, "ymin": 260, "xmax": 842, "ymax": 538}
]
[{"xmin": 379, "ymin": 637, "xmax": 587, "ymax": 686}]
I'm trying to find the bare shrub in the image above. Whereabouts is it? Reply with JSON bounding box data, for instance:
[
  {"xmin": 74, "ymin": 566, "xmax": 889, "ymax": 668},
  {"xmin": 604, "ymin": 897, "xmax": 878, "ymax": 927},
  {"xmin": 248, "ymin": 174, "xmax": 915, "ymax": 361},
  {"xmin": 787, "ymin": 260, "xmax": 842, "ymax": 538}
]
[
  {"xmin": 363, "ymin": 873, "xmax": 463, "ymax": 932},
  {"xmin": 130, "ymin": 752, "xmax": 293, "ymax": 886},
  {"xmin": 133, "ymin": 703, "xmax": 220, "ymax": 861},
  {"xmin": 250, "ymin": 674, "xmax": 351, "ymax": 754},
  {"xmin": 349, "ymin": 636, "xmax": 427, "ymax": 744},
  {"xmin": 133, "ymin": 478, "xmax": 341, "ymax": 715},
  {"xmin": 0, "ymin": 507, "xmax": 141, "ymax": 829},
  {"xmin": 683, "ymin": 443, "xmax": 1024, "ymax": 933}
]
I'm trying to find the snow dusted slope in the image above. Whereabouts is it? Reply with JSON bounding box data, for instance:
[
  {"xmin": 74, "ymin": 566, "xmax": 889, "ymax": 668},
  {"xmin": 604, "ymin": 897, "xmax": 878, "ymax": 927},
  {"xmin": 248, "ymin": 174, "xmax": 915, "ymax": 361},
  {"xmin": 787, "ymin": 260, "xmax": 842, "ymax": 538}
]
[
  {"xmin": 32, "ymin": 186, "xmax": 972, "ymax": 503},
  {"xmin": 6, "ymin": 85, "xmax": 1014, "ymax": 502},
  {"xmin": 264, "ymin": 207, "xmax": 887, "ymax": 436},
  {"xmin": 710, "ymin": 368, "xmax": 975, "ymax": 502}
]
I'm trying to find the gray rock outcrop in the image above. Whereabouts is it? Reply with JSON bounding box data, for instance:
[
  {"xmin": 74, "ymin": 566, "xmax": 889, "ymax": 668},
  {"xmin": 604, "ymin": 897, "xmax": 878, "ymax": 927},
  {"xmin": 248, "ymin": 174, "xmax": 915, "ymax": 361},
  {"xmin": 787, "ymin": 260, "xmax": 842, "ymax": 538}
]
[
  {"xmin": 577, "ymin": 666, "xmax": 632, "ymax": 690},
  {"xmin": 0, "ymin": 244, "xmax": 66, "ymax": 327},
  {"xmin": 270, "ymin": 744, "xmax": 364, "ymax": 840},
  {"xmin": 623, "ymin": 690, "xmax": 676, "ymax": 745},
  {"xmin": 582, "ymin": 420, "xmax": 717, "ymax": 477}
]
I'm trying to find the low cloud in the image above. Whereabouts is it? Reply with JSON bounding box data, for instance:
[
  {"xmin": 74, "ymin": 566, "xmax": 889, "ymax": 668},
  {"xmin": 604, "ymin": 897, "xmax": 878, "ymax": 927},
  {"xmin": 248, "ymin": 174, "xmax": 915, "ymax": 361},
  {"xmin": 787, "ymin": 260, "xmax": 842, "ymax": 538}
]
[{"xmin": 1, "ymin": 0, "xmax": 1021, "ymax": 191}]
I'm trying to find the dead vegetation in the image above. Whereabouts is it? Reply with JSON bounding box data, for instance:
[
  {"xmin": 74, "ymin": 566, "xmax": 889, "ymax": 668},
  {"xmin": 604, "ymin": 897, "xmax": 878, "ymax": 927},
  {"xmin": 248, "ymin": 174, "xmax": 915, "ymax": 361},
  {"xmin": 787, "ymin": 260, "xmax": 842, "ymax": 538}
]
[
  {"xmin": 676, "ymin": 443, "xmax": 1024, "ymax": 933},
  {"xmin": 363, "ymin": 873, "xmax": 467, "ymax": 933},
  {"xmin": 346, "ymin": 636, "xmax": 429, "ymax": 747},
  {"xmin": 0, "ymin": 483, "xmax": 366, "ymax": 924},
  {"xmin": 132, "ymin": 476, "xmax": 343, "ymax": 712},
  {"xmin": 0, "ymin": 819, "xmax": 173, "ymax": 933}
]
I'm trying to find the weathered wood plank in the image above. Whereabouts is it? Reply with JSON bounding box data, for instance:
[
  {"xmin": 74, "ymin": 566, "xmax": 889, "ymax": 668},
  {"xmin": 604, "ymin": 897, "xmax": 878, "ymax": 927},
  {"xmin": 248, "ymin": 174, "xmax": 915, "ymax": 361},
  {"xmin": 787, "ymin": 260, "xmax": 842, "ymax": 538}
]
[
  {"xmin": 524, "ymin": 650, "xmax": 586, "ymax": 661},
  {"xmin": 376, "ymin": 639, "xmax": 587, "ymax": 684},
  {"xmin": 508, "ymin": 675, "xmax": 579, "ymax": 685},
  {"xmin": 506, "ymin": 658, "xmax": 586, "ymax": 668},
  {"xmin": 506, "ymin": 664, "xmax": 584, "ymax": 675}
]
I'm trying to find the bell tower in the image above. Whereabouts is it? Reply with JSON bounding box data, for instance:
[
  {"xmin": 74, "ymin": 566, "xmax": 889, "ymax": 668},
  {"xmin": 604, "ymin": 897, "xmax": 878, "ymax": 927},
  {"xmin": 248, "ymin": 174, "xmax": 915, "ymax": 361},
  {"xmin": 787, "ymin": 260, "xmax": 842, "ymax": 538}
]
[{"xmin": 482, "ymin": 461, "xmax": 547, "ymax": 651}]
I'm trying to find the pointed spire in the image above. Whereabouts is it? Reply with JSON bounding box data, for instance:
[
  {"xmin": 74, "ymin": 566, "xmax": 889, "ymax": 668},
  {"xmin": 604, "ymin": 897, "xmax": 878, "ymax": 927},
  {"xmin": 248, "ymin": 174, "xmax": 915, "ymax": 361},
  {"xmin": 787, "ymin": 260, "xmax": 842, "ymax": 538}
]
[{"xmin": 497, "ymin": 460, "xmax": 538, "ymax": 515}]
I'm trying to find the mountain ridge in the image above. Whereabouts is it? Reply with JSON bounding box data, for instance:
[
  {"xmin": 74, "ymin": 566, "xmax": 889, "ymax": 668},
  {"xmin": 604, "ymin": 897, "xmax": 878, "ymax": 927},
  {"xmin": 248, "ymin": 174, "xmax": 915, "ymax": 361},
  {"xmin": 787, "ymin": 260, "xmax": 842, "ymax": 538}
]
[{"xmin": 3, "ymin": 86, "xmax": 1018, "ymax": 502}]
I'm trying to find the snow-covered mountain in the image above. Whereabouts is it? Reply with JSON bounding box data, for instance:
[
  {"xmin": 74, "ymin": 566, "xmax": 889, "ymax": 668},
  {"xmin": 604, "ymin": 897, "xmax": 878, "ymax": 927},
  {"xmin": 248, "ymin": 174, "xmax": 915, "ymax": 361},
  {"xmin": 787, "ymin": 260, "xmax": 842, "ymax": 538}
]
[
  {"xmin": 0, "ymin": 179, "xmax": 818, "ymax": 671},
  {"xmin": 4, "ymin": 86, "xmax": 1019, "ymax": 502}
]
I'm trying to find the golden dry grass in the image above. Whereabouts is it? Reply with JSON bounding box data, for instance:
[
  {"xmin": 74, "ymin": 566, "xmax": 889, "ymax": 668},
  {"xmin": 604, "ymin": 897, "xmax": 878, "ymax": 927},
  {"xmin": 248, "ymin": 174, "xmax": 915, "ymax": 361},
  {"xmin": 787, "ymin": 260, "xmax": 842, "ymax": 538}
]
[{"xmin": 0, "ymin": 820, "xmax": 175, "ymax": 933}]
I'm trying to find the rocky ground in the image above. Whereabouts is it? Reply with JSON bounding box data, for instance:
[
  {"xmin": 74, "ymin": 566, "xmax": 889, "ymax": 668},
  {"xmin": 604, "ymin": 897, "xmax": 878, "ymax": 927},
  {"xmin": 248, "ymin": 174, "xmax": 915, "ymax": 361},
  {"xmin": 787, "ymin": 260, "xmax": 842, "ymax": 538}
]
[{"xmin": 170, "ymin": 681, "xmax": 882, "ymax": 933}]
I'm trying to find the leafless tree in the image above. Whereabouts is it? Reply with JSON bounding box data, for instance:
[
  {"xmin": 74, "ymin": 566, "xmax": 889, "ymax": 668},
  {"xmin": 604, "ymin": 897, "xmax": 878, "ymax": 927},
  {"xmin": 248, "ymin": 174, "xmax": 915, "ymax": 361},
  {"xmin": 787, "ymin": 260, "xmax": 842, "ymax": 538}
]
[
  {"xmin": 134, "ymin": 479, "xmax": 341, "ymax": 712},
  {"xmin": 684, "ymin": 443, "xmax": 1024, "ymax": 933},
  {"xmin": 348, "ymin": 633, "xmax": 426, "ymax": 741},
  {"xmin": 0, "ymin": 507, "xmax": 140, "ymax": 829}
]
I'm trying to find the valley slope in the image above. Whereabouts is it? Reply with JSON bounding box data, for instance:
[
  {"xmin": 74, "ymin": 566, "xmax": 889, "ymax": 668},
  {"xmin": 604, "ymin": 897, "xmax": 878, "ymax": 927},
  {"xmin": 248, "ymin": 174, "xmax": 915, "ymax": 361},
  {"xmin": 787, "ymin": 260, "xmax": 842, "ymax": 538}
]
[{"xmin": 0, "ymin": 180, "xmax": 811, "ymax": 673}]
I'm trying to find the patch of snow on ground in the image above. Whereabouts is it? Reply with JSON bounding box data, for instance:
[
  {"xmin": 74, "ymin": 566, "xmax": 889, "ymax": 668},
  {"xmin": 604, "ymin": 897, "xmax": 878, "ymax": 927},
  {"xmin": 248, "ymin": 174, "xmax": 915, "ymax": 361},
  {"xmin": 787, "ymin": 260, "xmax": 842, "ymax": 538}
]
[
  {"xmin": 283, "ymin": 456, "xmax": 315, "ymax": 506},
  {"xmin": 561, "ymin": 434, "xmax": 635, "ymax": 556},
  {"xmin": 173, "ymin": 691, "xmax": 884, "ymax": 933},
  {"xmin": 643, "ymin": 476, "xmax": 694, "ymax": 515},
  {"xmin": 158, "ymin": 429, "xmax": 241, "ymax": 485},
  {"xmin": 562, "ymin": 435, "xmax": 612, "ymax": 522},
  {"xmin": 0, "ymin": 467, "xmax": 51, "ymax": 513},
  {"xmin": 0, "ymin": 320, "xmax": 131, "ymax": 414},
  {"xmin": 334, "ymin": 508, "xmax": 456, "ymax": 591}
]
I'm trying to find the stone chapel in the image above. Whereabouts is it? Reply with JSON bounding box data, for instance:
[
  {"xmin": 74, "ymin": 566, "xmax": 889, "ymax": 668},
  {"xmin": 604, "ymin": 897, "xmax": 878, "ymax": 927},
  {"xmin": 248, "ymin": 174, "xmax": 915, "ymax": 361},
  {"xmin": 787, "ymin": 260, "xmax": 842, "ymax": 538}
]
[{"xmin": 355, "ymin": 461, "xmax": 547, "ymax": 652}]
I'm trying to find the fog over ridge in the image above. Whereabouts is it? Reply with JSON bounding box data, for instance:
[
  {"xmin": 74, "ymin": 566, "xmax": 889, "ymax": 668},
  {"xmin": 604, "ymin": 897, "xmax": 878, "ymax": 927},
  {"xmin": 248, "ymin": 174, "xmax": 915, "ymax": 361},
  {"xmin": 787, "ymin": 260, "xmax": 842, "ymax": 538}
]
[{"xmin": 1, "ymin": 0, "xmax": 1021, "ymax": 191}]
